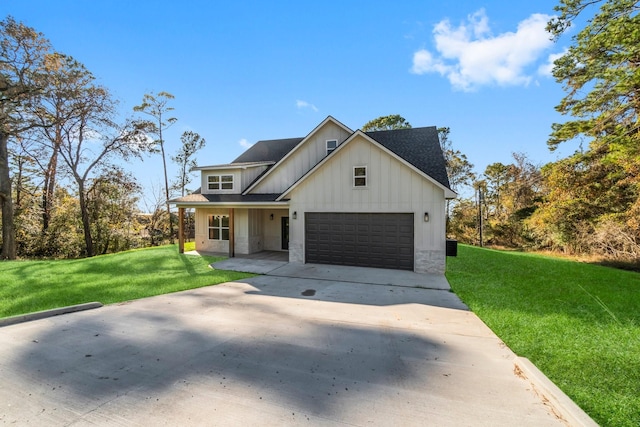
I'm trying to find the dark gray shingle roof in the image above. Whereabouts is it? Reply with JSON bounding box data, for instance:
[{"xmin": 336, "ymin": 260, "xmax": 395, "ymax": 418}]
[
  {"xmin": 232, "ymin": 137, "xmax": 304, "ymax": 163},
  {"xmin": 366, "ymin": 127, "xmax": 451, "ymax": 190},
  {"xmin": 230, "ymin": 127, "xmax": 452, "ymax": 192}
]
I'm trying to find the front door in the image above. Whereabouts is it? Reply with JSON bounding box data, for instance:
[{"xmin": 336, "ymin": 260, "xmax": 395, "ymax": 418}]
[{"xmin": 281, "ymin": 217, "xmax": 289, "ymax": 250}]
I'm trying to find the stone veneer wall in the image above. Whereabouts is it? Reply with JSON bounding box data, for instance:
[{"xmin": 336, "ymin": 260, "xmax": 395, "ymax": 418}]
[
  {"xmin": 289, "ymin": 242, "xmax": 304, "ymax": 264},
  {"xmin": 414, "ymin": 249, "xmax": 446, "ymax": 274}
]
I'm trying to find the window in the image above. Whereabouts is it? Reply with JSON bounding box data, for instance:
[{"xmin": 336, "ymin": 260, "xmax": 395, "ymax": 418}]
[
  {"xmin": 208, "ymin": 215, "xmax": 230, "ymax": 240},
  {"xmin": 326, "ymin": 139, "xmax": 338, "ymax": 155},
  {"xmin": 354, "ymin": 166, "xmax": 367, "ymax": 187},
  {"xmin": 207, "ymin": 174, "xmax": 233, "ymax": 191}
]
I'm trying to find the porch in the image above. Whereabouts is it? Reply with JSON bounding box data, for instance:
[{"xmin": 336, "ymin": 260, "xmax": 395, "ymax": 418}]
[{"xmin": 177, "ymin": 206, "xmax": 290, "ymax": 256}]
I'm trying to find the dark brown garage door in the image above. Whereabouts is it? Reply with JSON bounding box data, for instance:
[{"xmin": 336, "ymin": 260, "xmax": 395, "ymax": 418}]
[{"xmin": 305, "ymin": 213, "xmax": 414, "ymax": 271}]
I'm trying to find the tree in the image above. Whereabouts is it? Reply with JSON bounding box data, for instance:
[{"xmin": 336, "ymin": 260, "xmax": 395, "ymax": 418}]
[
  {"xmin": 481, "ymin": 153, "xmax": 542, "ymax": 247},
  {"xmin": 362, "ymin": 114, "xmax": 411, "ymax": 132},
  {"xmin": 0, "ymin": 16, "xmax": 52, "ymax": 259},
  {"xmin": 171, "ymin": 131, "xmax": 204, "ymax": 244},
  {"xmin": 57, "ymin": 80, "xmax": 149, "ymax": 257},
  {"xmin": 9, "ymin": 139, "xmax": 39, "ymax": 213},
  {"xmin": 547, "ymin": 0, "xmax": 640, "ymax": 156},
  {"xmin": 141, "ymin": 183, "xmax": 171, "ymax": 247},
  {"xmin": 33, "ymin": 53, "xmax": 94, "ymax": 233},
  {"xmin": 9, "ymin": 143, "xmax": 43, "ymax": 256},
  {"xmin": 448, "ymin": 198, "xmax": 479, "ymax": 244},
  {"xmin": 542, "ymin": 0, "xmax": 640, "ymax": 259},
  {"xmin": 483, "ymin": 162, "xmax": 511, "ymax": 220},
  {"xmin": 87, "ymin": 166, "xmax": 142, "ymax": 254},
  {"xmin": 528, "ymin": 147, "xmax": 636, "ymax": 254},
  {"xmin": 437, "ymin": 127, "xmax": 476, "ymax": 233},
  {"xmin": 172, "ymin": 131, "xmax": 205, "ymax": 197},
  {"xmin": 438, "ymin": 127, "xmax": 475, "ymax": 192},
  {"xmin": 134, "ymin": 92, "xmax": 177, "ymax": 242}
]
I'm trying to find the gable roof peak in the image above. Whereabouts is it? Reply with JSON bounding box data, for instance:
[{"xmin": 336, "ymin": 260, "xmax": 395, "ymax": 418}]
[{"xmin": 364, "ymin": 126, "xmax": 451, "ymax": 190}]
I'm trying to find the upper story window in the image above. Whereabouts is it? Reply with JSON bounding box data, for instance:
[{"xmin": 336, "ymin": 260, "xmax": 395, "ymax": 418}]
[
  {"xmin": 208, "ymin": 174, "xmax": 233, "ymax": 191},
  {"xmin": 326, "ymin": 139, "xmax": 338, "ymax": 155},
  {"xmin": 353, "ymin": 166, "xmax": 367, "ymax": 187}
]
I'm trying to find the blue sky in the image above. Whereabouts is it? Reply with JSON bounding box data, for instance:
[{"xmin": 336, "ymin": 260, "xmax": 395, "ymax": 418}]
[{"xmin": 3, "ymin": 0, "xmax": 580, "ymax": 202}]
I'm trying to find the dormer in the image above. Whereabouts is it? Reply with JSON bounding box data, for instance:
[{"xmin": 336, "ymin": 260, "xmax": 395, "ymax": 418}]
[{"xmin": 195, "ymin": 162, "xmax": 274, "ymax": 194}]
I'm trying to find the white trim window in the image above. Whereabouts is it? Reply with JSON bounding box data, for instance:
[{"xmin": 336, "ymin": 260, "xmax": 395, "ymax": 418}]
[
  {"xmin": 208, "ymin": 174, "xmax": 233, "ymax": 191},
  {"xmin": 208, "ymin": 215, "xmax": 230, "ymax": 240},
  {"xmin": 353, "ymin": 166, "xmax": 367, "ymax": 187},
  {"xmin": 326, "ymin": 139, "xmax": 338, "ymax": 155}
]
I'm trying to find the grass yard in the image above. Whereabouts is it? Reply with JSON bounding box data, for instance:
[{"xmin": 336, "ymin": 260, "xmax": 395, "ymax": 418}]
[
  {"xmin": 446, "ymin": 244, "xmax": 640, "ymax": 427},
  {"xmin": 0, "ymin": 245, "xmax": 253, "ymax": 319}
]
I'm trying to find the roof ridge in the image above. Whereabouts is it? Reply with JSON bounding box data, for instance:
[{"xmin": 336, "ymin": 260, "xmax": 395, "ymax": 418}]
[{"xmin": 365, "ymin": 126, "xmax": 437, "ymax": 134}]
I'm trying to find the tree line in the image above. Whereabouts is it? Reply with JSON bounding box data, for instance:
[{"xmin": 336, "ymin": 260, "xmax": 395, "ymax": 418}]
[
  {"xmin": 446, "ymin": 0, "xmax": 640, "ymax": 264},
  {"xmin": 1, "ymin": 17, "xmax": 204, "ymax": 259}
]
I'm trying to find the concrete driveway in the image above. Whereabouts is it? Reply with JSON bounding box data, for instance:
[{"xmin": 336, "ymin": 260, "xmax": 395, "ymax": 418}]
[{"xmin": 0, "ymin": 264, "xmax": 592, "ymax": 426}]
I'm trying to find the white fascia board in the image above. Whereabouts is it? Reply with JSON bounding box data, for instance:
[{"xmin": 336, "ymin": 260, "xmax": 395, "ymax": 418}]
[
  {"xmin": 172, "ymin": 201, "xmax": 289, "ymax": 209},
  {"xmin": 194, "ymin": 161, "xmax": 274, "ymax": 171}
]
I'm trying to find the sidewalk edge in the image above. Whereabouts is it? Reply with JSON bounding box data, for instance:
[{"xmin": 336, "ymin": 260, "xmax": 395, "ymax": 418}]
[
  {"xmin": 0, "ymin": 302, "xmax": 103, "ymax": 327},
  {"xmin": 515, "ymin": 357, "xmax": 599, "ymax": 427}
]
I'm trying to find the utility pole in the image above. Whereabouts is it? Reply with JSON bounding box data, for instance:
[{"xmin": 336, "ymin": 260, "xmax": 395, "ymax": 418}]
[{"xmin": 478, "ymin": 188, "xmax": 484, "ymax": 247}]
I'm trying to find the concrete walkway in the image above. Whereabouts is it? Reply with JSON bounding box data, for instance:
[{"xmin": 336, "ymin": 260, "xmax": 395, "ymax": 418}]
[
  {"xmin": 0, "ymin": 264, "xmax": 596, "ymax": 426},
  {"xmin": 213, "ymin": 257, "xmax": 289, "ymax": 274},
  {"xmin": 211, "ymin": 259, "xmax": 450, "ymax": 290}
]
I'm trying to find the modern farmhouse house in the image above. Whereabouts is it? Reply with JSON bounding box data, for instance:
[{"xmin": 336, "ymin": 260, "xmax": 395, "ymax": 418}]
[{"xmin": 171, "ymin": 116, "xmax": 455, "ymax": 274}]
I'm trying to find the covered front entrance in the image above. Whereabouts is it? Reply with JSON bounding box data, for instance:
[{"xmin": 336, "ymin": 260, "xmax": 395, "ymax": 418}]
[
  {"xmin": 304, "ymin": 212, "xmax": 414, "ymax": 271},
  {"xmin": 177, "ymin": 207, "xmax": 290, "ymax": 256}
]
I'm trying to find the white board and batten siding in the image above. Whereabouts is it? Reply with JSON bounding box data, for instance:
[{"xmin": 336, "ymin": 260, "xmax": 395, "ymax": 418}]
[
  {"xmin": 194, "ymin": 207, "xmax": 231, "ymax": 253},
  {"xmin": 194, "ymin": 208, "xmax": 263, "ymax": 254},
  {"xmin": 250, "ymin": 121, "xmax": 352, "ymax": 194},
  {"xmin": 241, "ymin": 165, "xmax": 269, "ymax": 191},
  {"xmin": 199, "ymin": 169, "xmax": 241, "ymax": 195},
  {"xmin": 199, "ymin": 165, "xmax": 269, "ymax": 195},
  {"xmin": 287, "ymin": 134, "xmax": 447, "ymax": 274}
]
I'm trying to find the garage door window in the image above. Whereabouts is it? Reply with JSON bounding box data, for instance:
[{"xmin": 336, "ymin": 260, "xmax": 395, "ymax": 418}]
[
  {"xmin": 353, "ymin": 166, "xmax": 367, "ymax": 187},
  {"xmin": 208, "ymin": 215, "xmax": 229, "ymax": 240}
]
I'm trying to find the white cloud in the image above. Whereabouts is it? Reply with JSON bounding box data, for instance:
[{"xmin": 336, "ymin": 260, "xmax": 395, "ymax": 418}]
[
  {"xmin": 538, "ymin": 49, "xmax": 567, "ymax": 77},
  {"xmin": 238, "ymin": 138, "xmax": 253, "ymax": 149},
  {"xmin": 296, "ymin": 99, "xmax": 318, "ymax": 112},
  {"xmin": 411, "ymin": 9, "xmax": 555, "ymax": 91}
]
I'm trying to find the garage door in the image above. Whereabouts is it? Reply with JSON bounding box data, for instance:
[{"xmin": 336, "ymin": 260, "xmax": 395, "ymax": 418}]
[{"xmin": 305, "ymin": 213, "xmax": 414, "ymax": 271}]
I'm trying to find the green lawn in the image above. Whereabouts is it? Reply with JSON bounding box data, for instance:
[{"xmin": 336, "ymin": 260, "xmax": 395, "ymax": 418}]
[
  {"xmin": 446, "ymin": 244, "xmax": 640, "ymax": 427},
  {"xmin": 0, "ymin": 245, "xmax": 253, "ymax": 319}
]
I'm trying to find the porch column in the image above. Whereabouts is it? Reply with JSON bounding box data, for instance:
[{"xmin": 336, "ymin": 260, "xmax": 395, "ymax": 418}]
[
  {"xmin": 178, "ymin": 207, "xmax": 185, "ymax": 254},
  {"xmin": 228, "ymin": 208, "xmax": 235, "ymax": 257}
]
